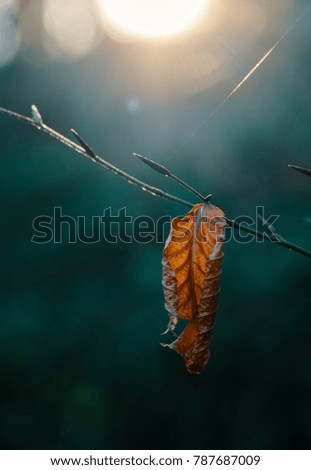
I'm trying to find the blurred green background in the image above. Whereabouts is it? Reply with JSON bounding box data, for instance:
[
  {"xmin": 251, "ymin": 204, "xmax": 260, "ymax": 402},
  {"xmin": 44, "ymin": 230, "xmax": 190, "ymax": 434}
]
[{"xmin": 0, "ymin": 0, "xmax": 310, "ymax": 450}]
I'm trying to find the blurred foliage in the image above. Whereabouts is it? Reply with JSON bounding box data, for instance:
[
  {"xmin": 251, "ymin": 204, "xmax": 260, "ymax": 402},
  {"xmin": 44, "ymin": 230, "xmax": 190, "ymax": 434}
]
[{"xmin": 0, "ymin": 0, "xmax": 310, "ymax": 450}]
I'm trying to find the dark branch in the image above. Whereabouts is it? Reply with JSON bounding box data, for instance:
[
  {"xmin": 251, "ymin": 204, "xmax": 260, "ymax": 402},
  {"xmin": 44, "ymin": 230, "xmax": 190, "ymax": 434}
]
[
  {"xmin": 0, "ymin": 106, "xmax": 192, "ymax": 209},
  {"xmin": 0, "ymin": 105, "xmax": 310, "ymax": 259},
  {"xmin": 288, "ymin": 164, "xmax": 311, "ymax": 178}
]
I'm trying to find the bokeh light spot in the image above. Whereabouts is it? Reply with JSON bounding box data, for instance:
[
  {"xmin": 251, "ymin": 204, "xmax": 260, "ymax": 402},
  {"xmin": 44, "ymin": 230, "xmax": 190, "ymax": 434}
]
[
  {"xmin": 96, "ymin": 0, "xmax": 209, "ymax": 40},
  {"xmin": 0, "ymin": 0, "xmax": 20, "ymax": 67},
  {"xmin": 126, "ymin": 97, "xmax": 141, "ymax": 114},
  {"xmin": 43, "ymin": 0, "xmax": 98, "ymax": 60}
]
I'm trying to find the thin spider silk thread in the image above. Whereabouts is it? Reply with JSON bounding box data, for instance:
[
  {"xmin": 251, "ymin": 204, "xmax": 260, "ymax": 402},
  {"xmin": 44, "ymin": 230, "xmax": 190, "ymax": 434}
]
[{"xmin": 173, "ymin": 3, "xmax": 311, "ymax": 156}]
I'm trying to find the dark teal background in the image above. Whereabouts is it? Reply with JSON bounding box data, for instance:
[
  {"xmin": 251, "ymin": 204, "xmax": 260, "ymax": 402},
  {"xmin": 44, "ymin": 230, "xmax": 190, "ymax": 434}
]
[{"xmin": 0, "ymin": 0, "xmax": 310, "ymax": 450}]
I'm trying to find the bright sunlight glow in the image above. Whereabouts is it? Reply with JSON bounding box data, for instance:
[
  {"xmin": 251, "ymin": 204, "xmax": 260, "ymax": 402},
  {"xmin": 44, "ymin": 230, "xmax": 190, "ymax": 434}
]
[{"xmin": 96, "ymin": 0, "xmax": 209, "ymax": 40}]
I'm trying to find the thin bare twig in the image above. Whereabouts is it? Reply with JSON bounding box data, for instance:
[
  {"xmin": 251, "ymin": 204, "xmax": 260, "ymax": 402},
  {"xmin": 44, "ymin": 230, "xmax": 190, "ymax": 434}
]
[
  {"xmin": 0, "ymin": 105, "xmax": 310, "ymax": 259},
  {"xmin": 133, "ymin": 153, "xmax": 212, "ymax": 202},
  {"xmin": 0, "ymin": 106, "xmax": 192, "ymax": 208},
  {"xmin": 288, "ymin": 164, "xmax": 311, "ymax": 178}
]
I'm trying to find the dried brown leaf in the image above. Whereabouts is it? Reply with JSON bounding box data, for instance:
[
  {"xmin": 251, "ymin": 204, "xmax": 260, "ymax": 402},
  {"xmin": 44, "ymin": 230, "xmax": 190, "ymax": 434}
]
[{"xmin": 161, "ymin": 203, "xmax": 226, "ymax": 374}]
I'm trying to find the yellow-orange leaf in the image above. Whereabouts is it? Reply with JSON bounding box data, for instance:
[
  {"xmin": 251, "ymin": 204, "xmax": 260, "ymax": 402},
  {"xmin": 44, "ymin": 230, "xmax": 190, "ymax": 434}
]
[{"xmin": 161, "ymin": 203, "xmax": 226, "ymax": 374}]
